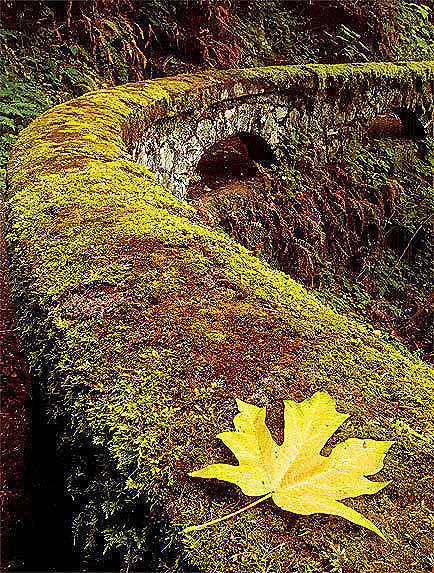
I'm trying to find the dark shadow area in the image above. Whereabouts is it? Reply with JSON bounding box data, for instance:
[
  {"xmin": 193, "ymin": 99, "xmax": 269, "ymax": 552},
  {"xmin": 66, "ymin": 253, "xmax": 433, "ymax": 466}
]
[
  {"xmin": 15, "ymin": 375, "xmax": 83, "ymax": 572},
  {"xmin": 393, "ymin": 107, "xmax": 426, "ymax": 139},
  {"xmin": 189, "ymin": 132, "xmax": 276, "ymax": 196},
  {"xmin": 238, "ymin": 132, "xmax": 276, "ymax": 166},
  {"xmin": 369, "ymin": 108, "xmax": 429, "ymax": 161},
  {"xmin": 13, "ymin": 369, "xmax": 200, "ymax": 573},
  {"xmin": 394, "ymin": 107, "xmax": 429, "ymax": 160}
]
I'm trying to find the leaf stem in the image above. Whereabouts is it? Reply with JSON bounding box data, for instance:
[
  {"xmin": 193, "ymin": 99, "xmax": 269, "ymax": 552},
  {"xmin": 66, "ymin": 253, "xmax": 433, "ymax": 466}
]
[{"xmin": 182, "ymin": 492, "xmax": 273, "ymax": 533}]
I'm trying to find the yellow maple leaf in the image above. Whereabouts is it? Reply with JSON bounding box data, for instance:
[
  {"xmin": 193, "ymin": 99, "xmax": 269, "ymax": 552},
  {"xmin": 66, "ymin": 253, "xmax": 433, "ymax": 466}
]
[{"xmin": 185, "ymin": 391, "xmax": 393, "ymax": 538}]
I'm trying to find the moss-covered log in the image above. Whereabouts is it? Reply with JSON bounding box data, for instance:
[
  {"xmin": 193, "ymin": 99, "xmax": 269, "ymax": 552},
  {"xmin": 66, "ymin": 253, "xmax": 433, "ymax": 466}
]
[{"xmin": 5, "ymin": 62, "xmax": 434, "ymax": 572}]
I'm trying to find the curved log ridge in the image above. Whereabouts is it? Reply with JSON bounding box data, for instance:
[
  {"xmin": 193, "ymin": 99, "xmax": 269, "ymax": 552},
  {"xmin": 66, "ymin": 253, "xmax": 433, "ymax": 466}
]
[{"xmin": 5, "ymin": 63, "xmax": 434, "ymax": 572}]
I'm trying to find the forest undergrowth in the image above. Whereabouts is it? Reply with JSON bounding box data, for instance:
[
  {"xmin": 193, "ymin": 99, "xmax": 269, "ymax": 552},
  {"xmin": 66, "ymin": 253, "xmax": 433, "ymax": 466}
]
[{"xmin": 191, "ymin": 134, "xmax": 433, "ymax": 360}]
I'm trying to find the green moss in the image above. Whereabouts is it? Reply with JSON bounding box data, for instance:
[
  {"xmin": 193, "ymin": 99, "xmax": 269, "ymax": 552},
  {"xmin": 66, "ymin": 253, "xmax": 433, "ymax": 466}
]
[{"xmin": 5, "ymin": 62, "xmax": 434, "ymax": 571}]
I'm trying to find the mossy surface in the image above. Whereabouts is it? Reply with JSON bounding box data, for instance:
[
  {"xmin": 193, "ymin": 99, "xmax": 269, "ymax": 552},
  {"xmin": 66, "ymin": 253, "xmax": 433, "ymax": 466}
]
[{"xmin": 5, "ymin": 62, "xmax": 434, "ymax": 572}]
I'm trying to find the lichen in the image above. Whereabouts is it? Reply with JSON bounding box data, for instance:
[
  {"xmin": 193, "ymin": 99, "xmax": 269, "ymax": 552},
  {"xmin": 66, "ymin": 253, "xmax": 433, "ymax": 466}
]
[{"xmin": 4, "ymin": 62, "xmax": 434, "ymax": 572}]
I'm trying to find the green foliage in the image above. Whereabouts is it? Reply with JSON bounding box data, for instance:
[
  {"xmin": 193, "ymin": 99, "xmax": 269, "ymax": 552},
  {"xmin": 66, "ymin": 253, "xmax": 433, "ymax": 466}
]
[
  {"xmin": 0, "ymin": 27, "xmax": 107, "ymax": 194},
  {"xmin": 233, "ymin": 2, "xmax": 329, "ymax": 65},
  {"xmin": 0, "ymin": 50, "xmax": 56, "ymax": 192},
  {"xmin": 319, "ymin": 137, "xmax": 432, "ymax": 356},
  {"xmin": 233, "ymin": 0, "xmax": 434, "ymax": 65},
  {"xmin": 386, "ymin": 1, "xmax": 434, "ymax": 60}
]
